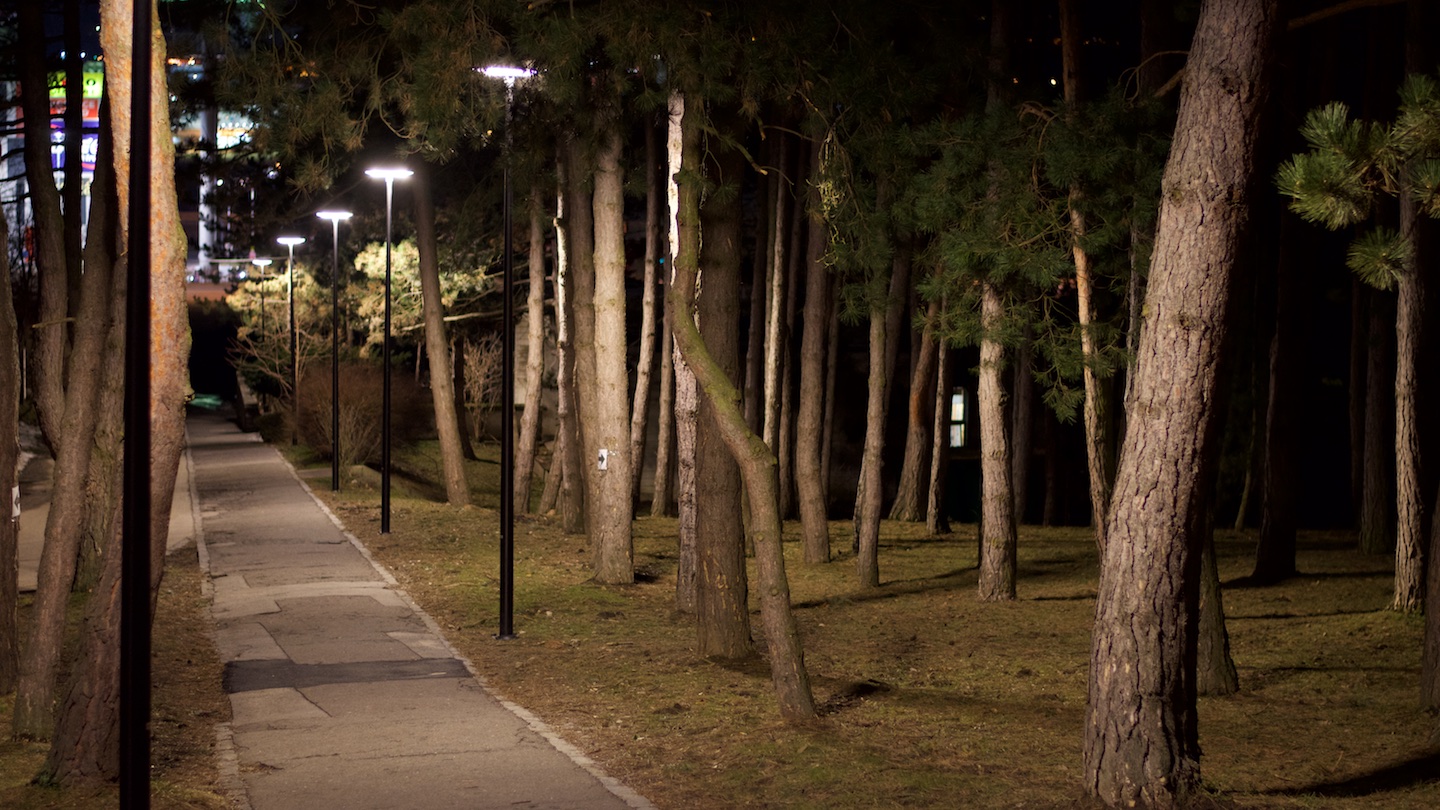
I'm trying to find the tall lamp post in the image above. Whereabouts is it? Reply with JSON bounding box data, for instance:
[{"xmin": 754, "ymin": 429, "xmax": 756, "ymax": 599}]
[
  {"xmin": 481, "ymin": 63, "xmax": 533, "ymax": 640},
  {"xmin": 277, "ymin": 236, "xmax": 306, "ymax": 444},
  {"xmin": 364, "ymin": 167, "xmax": 413, "ymax": 534},
  {"xmin": 317, "ymin": 210, "xmax": 353, "ymax": 491}
]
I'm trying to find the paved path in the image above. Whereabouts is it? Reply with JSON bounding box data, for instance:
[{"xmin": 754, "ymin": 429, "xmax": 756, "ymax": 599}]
[{"xmin": 188, "ymin": 411, "xmax": 650, "ymax": 810}]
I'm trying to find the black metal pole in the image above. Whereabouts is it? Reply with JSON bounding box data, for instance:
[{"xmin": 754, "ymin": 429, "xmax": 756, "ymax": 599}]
[
  {"xmin": 330, "ymin": 219, "xmax": 341, "ymax": 491},
  {"xmin": 498, "ymin": 82, "xmax": 516, "ymax": 640},
  {"xmin": 381, "ymin": 181, "xmax": 393, "ymax": 534},
  {"xmin": 121, "ymin": 0, "xmax": 154, "ymax": 803},
  {"xmin": 287, "ymin": 246, "xmax": 297, "ymax": 445}
]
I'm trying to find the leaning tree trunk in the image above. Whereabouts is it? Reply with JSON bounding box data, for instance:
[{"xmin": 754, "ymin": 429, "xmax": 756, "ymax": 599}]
[
  {"xmin": 514, "ymin": 189, "xmax": 547, "ymax": 514},
  {"xmin": 889, "ymin": 299, "xmax": 939, "ymax": 523},
  {"xmin": 669, "ymin": 91, "xmax": 814, "ymax": 720},
  {"xmin": 854, "ymin": 305, "xmax": 889, "ymax": 589},
  {"xmin": 927, "ymin": 336, "xmax": 953, "ymax": 535},
  {"xmin": 47, "ymin": 0, "xmax": 192, "ymax": 779},
  {"xmin": 414, "ymin": 167, "xmax": 469, "ymax": 507},
  {"xmin": 976, "ymin": 281, "xmax": 1017, "ymax": 602},
  {"xmin": 695, "ymin": 120, "xmax": 752, "ymax": 659},
  {"xmin": 585, "ymin": 120, "xmax": 634, "ymax": 585},
  {"xmin": 0, "ymin": 208, "xmax": 19, "ymax": 693},
  {"xmin": 1083, "ymin": 1, "xmax": 1278, "ymax": 805},
  {"xmin": 1196, "ymin": 510, "xmax": 1239, "ymax": 696},
  {"xmin": 761, "ymin": 134, "xmax": 790, "ymax": 457},
  {"xmin": 795, "ymin": 176, "xmax": 833, "ymax": 564}
]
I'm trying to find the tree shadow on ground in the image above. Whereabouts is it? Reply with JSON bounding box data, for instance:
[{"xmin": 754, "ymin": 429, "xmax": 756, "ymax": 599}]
[
  {"xmin": 1224, "ymin": 569, "xmax": 1393, "ymax": 589},
  {"xmin": 791, "ymin": 567, "xmax": 976, "ymax": 609},
  {"xmin": 1260, "ymin": 749, "xmax": 1440, "ymax": 799}
]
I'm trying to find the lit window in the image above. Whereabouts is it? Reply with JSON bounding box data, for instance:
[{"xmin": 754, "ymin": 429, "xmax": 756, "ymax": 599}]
[{"xmin": 949, "ymin": 388, "xmax": 968, "ymax": 448}]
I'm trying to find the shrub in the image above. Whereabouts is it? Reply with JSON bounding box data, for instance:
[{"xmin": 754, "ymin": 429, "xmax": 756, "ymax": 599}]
[{"xmin": 295, "ymin": 361, "xmax": 431, "ymax": 467}]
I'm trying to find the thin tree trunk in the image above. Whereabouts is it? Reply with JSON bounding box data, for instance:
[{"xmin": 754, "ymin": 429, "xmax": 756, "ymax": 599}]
[
  {"xmin": 1083, "ymin": 1, "xmax": 1278, "ymax": 804},
  {"xmin": 652, "ymin": 281, "xmax": 677, "ymax": 517},
  {"xmin": 515, "ymin": 189, "xmax": 547, "ymax": 513},
  {"xmin": 820, "ymin": 292, "xmax": 840, "ymax": 503},
  {"xmin": 761, "ymin": 134, "xmax": 790, "ymax": 455},
  {"xmin": 629, "ymin": 120, "xmax": 662, "ymax": 508},
  {"xmin": 1253, "ymin": 214, "xmax": 1301, "ymax": 582},
  {"xmin": 669, "ymin": 91, "xmax": 814, "ymax": 720},
  {"xmin": 18, "ymin": 0, "xmax": 70, "ymax": 445},
  {"xmin": 0, "ymin": 206, "xmax": 19, "ymax": 693},
  {"xmin": 745, "ymin": 137, "xmax": 777, "ymax": 435},
  {"xmin": 854, "ymin": 250, "xmax": 910, "ymax": 585},
  {"xmin": 586, "ymin": 121, "xmax": 634, "ymax": 585},
  {"xmin": 976, "ymin": 282, "xmax": 1016, "ymax": 602},
  {"xmin": 777, "ymin": 177, "xmax": 806, "ymax": 518},
  {"xmin": 414, "ymin": 167, "xmax": 469, "ymax": 507},
  {"xmin": 927, "ymin": 338, "xmax": 953, "ymax": 535},
  {"xmin": 1359, "ymin": 289, "xmax": 1395, "ymax": 555},
  {"xmin": 890, "ymin": 298, "xmax": 939, "ymax": 523},
  {"xmin": 1010, "ymin": 326, "xmax": 1035, "ymax": 524},
  {"xmin": 553, "ymin": 156, "xmax": 585, "ymax": 534},
  {"xmin": 795, "ymin": 166, "xmax": 833, "ymax": 564}
]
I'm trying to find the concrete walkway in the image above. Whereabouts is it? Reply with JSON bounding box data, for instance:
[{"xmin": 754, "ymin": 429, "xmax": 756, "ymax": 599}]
[{"xmin": 188, "ymin": 411, "xmax": 651, "ymax": 810}]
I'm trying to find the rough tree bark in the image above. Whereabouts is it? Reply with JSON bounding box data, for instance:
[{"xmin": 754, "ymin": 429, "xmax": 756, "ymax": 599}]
[
  {"xmin": 668, "ymin": 91, "xmax": 697, "ymax": 610},
  {"xmin": 514, "ymin": 188, "xmax": 547, "ymax": 514},
  {"xmin": 553, "ymin": 154, "xmax": 585, "ymax": 534},
  {"xmin": 976, "ymin": 281, "xmax": 1017, "ymax": 602},
  {"xmin": 413, "ymin": 166, "xmax": 469, "ymax": 507},
  {"xmin": 795, "ymin": 158, "xmax": 833, "ymax": 564},
  {"xmin": 1083, "ymin": 1, "xmax": 1278, "ymax": 805},
  {"xmin": 695, "ymin": 118, "xmax": 752, "ymax": 659},
  {"xmin": 47, "ymin": 0, "xmax": 192, "ymax": 779},
  {"xmin": 585, "ymin": 121, "xmax": 634, "ymax": 585},
  {"xmin": 668, "ymin": 92, "xmax": 815, "ymax": 720}
]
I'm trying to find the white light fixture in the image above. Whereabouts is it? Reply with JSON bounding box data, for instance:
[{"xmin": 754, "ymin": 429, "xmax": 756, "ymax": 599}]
[{"xmin": 479, "ymin": 64, "xmax": 535, "ymax": 84}]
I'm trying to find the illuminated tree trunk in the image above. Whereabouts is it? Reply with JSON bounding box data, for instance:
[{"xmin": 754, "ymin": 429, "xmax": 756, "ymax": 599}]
[
  {"xmin": 795, "ymin": 163, "xmax": 833, "ymax": 564},
  {"xmin": 976, "ymin": 281, "xmax": 1016, "ymax": 602},
  {"xmin": 889, "ymin": 299, "xmax": 938, "ymax": 524},
  {"xmin": 515, "ymin": 189, "xmax": 547, "ymax": 514},
  {"xmin": 414, "ymin": 167, "xmax": 469, "ymax": 507},
  {"xmin": 628, "ymin": 121, "xmax": 662, "ymax": 508},
  {"xmin": 554, "ymin": 150, "xmax": 585, "ymax": 534},
  {"xmin": 1083, "ymin": 0, "xmax": 1278, "ymax": 804}
]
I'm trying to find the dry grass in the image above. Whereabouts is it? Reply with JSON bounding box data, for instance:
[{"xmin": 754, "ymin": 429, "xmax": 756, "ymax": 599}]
[
  {"xmin": 0, "ymin": 547, "xmax": 232, "ymax": 808},
  {"xmin": 309, "ymin": 441, "xmax": 1440, "ymax": 810}
]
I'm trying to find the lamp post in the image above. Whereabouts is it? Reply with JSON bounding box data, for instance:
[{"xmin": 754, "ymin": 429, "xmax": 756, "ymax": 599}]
[
  {"xmin": 481, "ymin": 63, "xmax": 533, "ymax": 640},
  {"xmin": 317, "ymin": 210, "xmax": 353, "ymax": 491},
  {"xmin": 277, "ymin": 236, "xmax": 306, "ymax": 444},
  {"xmin": 364, "ymin": 167, "xmax": 413, "ymax": 534}
]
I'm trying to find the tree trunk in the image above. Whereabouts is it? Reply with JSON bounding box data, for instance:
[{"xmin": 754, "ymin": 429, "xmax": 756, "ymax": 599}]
[
  {"xmin": 1197, "ymin": 524, "xmax": 1239, "ymax": 696},
  {"xmin": 976, "ymin": 281, "xmax": 1016, "ymax": 602},
  {"xmin": 1253, "ymin": 214, "xmax": 1301, "ymax": 583},
  {"xmin": 669, "ymin": 92, "xmax": 697, "ymax": 611},
  {"xmin": 820, "ymin": 292, "xmax": 840, "ymax": 504},
  {"xmin": 776, "ymin": 182, "xmax": 806, "ymax": 518},
  {"xmin": 1083, "ymin": 1, "xmax": 1278, "ymax": 805},
  {"xmin": 652, "ymin": 281, "xmax": 677, "ymax": 518},
  {"xmin": 889, "ymin": 299, "xmax": 939, "ymax": 523},
  {"xmin": 695, "ymin": 119, "xmax": 752, "ymax": 658},
  {"xmin": 413, "ymin": 167, "xmax": 469, "ymax": 507},
  {"xmin": 515, "ymin": 189, "xmax": 547, "ymax": 514},
  {"xmin": 669, "ymin": 92, "xmax": 814, "ymax": 720},
  {"xmin": 761, "ymin": 134, "xmax": 791, "ymax": 456},
  {"xmin": 1010, "ymin": 327, "xmax": 1035, "ymax": 525},
  {"xmin": 553, "ymin": 156, "xmax": 585, "ymax": 534},
  {"xmin": 62, "ymin": 0, "xmax": 84, "ymax": 316},
  {"xmin": 48, "ymin": 0, "xmax": 192, "ymax": 779},
  {"xmin": 745, "ymin": 137, "xmax": 778, "ymax": 435},
  {"xmin": 927, "ymin": 337, "xmax": 953, "ymax": 536},
  {"xmin": 854, "ymin": 252, "xmax": 911, "ymax": 585},
  {"xmin": 0, "ymin": 207, "xmax": 19, "ymax": 693},
  {"xmin": 18, "ymin": 0, "xmax": 70, "ymax": 445},
  {"xmin": 1359, "ymin": 289, "xmax": 1395, "ymax": 555},
  {"xmin": 628, "ymin": 120, "xmax": 662, "ymax": 509},
  {"xmin": 795, "ymin": 169, "xmax": 833, "ymax": 564},
  {"xmin": 586, "ymin": 122, "xmax": 634, "ymax": 585}
]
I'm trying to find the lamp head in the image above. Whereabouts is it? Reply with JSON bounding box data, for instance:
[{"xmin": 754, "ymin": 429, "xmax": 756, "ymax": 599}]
[
  {"xmin": 276, "ymin": 236, "xmax": 306, "ymax": 247},
  {"xmin": 365, "ymin": 167, "xmax": 414, "ymax": 182},
  {"xmin": 480, "ymin": 65, "xmax": 535, "ymax": 82},
  {"xmin": 251, "ymin": 258, "xmax": 273, "ymax": 267},
  {"xmin": 316, "ymin": 210, "xmax": 353, "ymax": 222}
]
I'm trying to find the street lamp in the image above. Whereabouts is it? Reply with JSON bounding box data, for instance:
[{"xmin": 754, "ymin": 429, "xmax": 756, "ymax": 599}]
[
  {"xmin": 364, "ymin": 167, "xmax": 413, "ymax": 534},
  {"xmin": 317, "ymin": 210, "xmax": 353, "ymax": 492},
  {"xmin": 481, "ymin": 63, "xmax": 533, "ymax": 640},
  {"xmin": 277, "ymin": 236, "xmax": 306, "ymax": 444}
]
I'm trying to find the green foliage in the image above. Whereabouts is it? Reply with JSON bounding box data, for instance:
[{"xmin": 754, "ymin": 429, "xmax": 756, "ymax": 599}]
[
  {"xmin": 1280, "ymin": 71, "xmax": 1440, "ymax": 289},
  {"xmin": 350, "ymin": 238, "xmax": 496, "ymax": 349}
]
